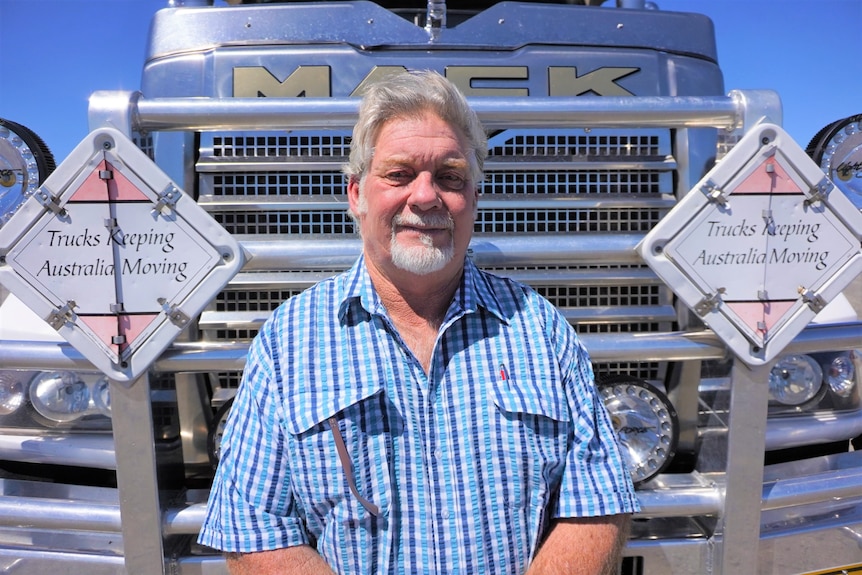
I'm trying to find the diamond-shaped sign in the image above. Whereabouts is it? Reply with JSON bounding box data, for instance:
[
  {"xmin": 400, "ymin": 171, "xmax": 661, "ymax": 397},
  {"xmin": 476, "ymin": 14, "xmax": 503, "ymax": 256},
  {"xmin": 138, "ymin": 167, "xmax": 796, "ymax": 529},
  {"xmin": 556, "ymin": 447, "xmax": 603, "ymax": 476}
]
[
  {"xmin": 0, "ymin": 128, "xmax": 244, "ymax": 383},
  {"xmin": 638, "ymin": 123, "xmax": 862, "ymax": 365}
]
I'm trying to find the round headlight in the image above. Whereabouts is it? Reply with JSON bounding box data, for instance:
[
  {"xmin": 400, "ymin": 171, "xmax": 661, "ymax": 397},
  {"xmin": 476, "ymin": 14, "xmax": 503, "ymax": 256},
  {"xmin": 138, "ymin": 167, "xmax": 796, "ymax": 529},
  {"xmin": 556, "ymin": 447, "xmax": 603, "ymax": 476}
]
[
  {"xmin": 0, "ymin": 118, "xmax": 56, "ymax": 225},
  {"xmin": 769, "ymin": 355, "xmax": 823, "ymax": 406},
  {"xmin": 0, "ymin": 372, "xmax": 27, "ymax": 416},
  {"xmin": 599, "ymin": 376, "xmax": 678, "ymax": 486},
  {"xmin": 806, "ymin": 114, "xmax": 862, "ymax": 210},
  {"xmin": 207, "ymin": 397, "xmax": 234, "ymax": 467},
  {"xmin": 826, "ymin": 354, "xmax": 856, "ymax": 398},
  {"xmin": 29, "ymin": 372, "xmax": 92, "ymax": 423},
  {"xmin": 92, "ymin": 377, "xmax": 112, "ymax": 416}
]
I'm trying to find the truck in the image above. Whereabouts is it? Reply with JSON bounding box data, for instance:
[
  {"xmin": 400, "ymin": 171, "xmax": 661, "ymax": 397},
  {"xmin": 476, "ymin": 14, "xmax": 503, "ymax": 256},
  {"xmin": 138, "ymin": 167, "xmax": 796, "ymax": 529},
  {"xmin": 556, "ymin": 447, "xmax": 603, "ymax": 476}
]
[{"xmin": 0, "ymin": 1, "xmax": 860, "ymax": 573}]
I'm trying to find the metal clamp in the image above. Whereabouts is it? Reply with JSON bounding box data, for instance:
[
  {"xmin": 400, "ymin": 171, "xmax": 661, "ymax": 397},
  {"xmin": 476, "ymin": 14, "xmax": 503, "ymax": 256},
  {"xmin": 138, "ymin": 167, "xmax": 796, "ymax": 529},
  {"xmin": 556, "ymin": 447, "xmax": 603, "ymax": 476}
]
[
  {"xmin": 158, "ymin": 297, "xmax": 190, "ymax": 327},
  {"xmin": 34, "ymin": 188, "xmax": 67, "ymax": 216},
  {"xmin": 798, "ymin": 287, "xmax": 826, "ymax": 313},
  {"xmin": 152, "ymin": 185, "xmax": 181, "ymax": 215},
  {"xmin": 700, "ymin": 179, "xmax": 728, "ymax": 206},
  {"xmin": 694, "ymin": 287, "xmax": 725, "ymax": 316},
  {"xmin": 804, "ymin": 178, "xmax": 832, "ymax": 206},
  {"xmin": 47, "ymin": 300, "xmax": 77, "ymax": 330}
]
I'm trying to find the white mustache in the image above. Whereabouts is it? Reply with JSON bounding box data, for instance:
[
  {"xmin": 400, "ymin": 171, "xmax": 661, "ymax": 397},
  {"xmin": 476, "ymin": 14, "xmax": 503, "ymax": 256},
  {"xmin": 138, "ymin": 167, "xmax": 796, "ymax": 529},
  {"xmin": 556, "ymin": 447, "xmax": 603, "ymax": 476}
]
[{"xmin": 392, "ymin": 212, "xmax": 454, "ymax": 230}]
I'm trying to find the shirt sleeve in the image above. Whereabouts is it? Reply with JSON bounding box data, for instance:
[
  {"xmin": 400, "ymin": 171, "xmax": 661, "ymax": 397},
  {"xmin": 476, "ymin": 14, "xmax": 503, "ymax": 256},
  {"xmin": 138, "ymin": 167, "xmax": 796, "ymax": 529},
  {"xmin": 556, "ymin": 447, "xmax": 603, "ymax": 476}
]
[
  {"xmin": 551, "ymin": 309, "xmax": 641, "ymax": 518},
  {"xmin": 198, "ymin": 312, "xmax": 311, "ymax": 552}
]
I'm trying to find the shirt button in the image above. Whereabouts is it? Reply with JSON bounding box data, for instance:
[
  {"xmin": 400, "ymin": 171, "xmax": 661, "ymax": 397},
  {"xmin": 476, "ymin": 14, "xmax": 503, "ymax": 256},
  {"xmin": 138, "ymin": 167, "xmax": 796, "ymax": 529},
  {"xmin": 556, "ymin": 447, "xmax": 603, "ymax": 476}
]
[
  {"xmin": 442, "ymin": 509, "xmax": 451, "ymax": 519},
  {"xmin": 434, "ymin": 448, "xmax": 443, "ymax": 460}
]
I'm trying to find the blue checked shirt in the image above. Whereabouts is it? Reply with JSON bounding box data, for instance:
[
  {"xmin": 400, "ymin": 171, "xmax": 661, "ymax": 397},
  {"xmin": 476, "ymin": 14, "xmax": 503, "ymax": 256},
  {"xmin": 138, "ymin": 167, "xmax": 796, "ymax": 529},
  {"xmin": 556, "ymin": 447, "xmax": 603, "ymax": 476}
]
[{"xmin": 199, "ymin": 256, "xmax": 639, "ymax": 574}]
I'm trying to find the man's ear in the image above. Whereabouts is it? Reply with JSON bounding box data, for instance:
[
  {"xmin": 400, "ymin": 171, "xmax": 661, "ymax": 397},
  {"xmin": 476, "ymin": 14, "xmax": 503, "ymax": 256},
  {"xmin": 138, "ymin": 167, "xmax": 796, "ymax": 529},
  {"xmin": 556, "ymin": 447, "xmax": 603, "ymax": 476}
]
[{"xmin": 347, "ymin": 175, "xmax": 361, "ymax": 214}]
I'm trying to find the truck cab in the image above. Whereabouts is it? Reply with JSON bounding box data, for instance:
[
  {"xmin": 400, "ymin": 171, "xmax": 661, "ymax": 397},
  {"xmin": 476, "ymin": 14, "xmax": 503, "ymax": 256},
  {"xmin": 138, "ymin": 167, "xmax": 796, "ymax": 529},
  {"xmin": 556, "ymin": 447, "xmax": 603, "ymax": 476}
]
[{"xmin": 1, "ymin": 2, "xmax": 860, "ymax": 573}]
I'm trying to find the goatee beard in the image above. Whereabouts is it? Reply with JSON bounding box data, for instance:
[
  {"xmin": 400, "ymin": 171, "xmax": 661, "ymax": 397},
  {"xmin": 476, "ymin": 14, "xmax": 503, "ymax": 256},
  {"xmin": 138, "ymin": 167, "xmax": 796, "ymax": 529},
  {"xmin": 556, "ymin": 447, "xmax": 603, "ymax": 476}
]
[{"xmin": 390, "ymin": 212, "xmax": 455, "ymax": 275}]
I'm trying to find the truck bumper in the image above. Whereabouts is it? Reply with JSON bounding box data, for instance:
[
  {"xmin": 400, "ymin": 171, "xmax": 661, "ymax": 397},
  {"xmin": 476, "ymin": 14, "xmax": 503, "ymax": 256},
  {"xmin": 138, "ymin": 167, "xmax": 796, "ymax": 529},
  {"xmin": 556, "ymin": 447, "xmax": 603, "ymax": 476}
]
[
  {"xmin": 1, "ymin": 451, "xmax": 861, "ymax": 574},
  {"xmin": 626, "ymin": 449, "xmax": 862, "ymax": 574}
]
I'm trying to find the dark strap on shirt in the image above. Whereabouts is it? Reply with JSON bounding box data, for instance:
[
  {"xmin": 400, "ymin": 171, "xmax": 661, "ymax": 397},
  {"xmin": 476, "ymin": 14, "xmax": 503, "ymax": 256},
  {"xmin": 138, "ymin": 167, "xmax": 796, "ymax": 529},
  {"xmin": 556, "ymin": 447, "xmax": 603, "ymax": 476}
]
[{"xmin": 328, "ymin": 417, "xmax": 380, "ymax": 517}]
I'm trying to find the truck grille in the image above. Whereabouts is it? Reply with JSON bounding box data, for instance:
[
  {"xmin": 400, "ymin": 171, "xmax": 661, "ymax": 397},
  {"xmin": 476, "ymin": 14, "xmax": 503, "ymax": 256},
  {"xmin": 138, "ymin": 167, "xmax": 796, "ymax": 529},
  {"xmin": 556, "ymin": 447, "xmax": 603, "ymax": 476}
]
[{"xmin": 197, "ymin": 128, "xmax": 677, "ymax": 393}]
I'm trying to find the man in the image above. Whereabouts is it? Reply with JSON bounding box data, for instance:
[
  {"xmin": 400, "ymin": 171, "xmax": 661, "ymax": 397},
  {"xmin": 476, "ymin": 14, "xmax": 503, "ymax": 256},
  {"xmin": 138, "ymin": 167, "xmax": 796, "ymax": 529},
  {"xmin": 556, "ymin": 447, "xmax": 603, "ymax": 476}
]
[{"xmin": 199, "ymin": 70, "xmax": 639, "ymax": 574}]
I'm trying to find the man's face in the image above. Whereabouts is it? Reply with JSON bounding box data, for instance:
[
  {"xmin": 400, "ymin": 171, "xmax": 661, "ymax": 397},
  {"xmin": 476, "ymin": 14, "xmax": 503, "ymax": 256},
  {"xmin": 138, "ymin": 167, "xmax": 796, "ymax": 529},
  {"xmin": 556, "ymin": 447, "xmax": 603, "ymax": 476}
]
[{"xmin": 348, "ymin": 112, "xmax": 478, "ymax": 279}]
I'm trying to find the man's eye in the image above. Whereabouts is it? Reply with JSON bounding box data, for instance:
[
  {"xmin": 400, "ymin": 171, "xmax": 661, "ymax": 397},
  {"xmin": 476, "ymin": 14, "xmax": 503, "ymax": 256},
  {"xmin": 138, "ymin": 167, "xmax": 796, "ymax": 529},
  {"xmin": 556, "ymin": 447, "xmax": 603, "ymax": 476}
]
[
  {"xmin": 385, "ymin": 171, "xmax": 412, "ymax": 183},
  {"xmin": 438, "ymin": 173, "xmax": 467, "ymax": 190}
]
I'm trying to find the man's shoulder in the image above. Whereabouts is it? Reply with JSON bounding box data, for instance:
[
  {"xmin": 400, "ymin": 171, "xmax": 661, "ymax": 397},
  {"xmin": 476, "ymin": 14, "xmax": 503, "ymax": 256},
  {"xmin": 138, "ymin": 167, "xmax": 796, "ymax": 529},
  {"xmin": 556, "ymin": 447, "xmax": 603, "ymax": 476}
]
[
  {"xmin": 471, "ymin": 264, "xmax": 552, "ymax": 313},
  {"xmin": 265, "ymin": 272, "xmax": 346, "ymax": 327}
]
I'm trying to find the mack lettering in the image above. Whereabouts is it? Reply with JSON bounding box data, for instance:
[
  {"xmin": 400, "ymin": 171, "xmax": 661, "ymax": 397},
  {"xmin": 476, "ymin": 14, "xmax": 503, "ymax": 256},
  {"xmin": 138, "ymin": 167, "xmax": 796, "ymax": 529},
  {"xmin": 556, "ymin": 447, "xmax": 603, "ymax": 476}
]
[{"xmin": 233, "ymin": 64, "xmax": 639, "ymax": 98}]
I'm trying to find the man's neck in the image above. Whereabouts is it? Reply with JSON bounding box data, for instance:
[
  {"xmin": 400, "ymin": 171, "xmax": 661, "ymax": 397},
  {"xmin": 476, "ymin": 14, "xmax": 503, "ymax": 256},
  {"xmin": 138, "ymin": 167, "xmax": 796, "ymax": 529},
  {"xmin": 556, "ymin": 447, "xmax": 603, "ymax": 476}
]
[
  {"xmin": 365, "ymin": 257, "xmax": 463, "ymax": 371},
  {"xmin": 368, "ymin": 259, "xmax": 462, "ymax": 324}
]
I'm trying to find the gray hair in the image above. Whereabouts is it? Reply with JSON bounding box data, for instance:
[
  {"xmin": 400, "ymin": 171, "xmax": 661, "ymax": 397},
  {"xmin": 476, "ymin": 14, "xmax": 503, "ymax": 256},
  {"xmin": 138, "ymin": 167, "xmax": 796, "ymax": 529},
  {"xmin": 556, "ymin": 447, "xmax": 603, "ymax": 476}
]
[{"xmin": 343, "ymin": 70, "xmax": 487, "ymax": 189}]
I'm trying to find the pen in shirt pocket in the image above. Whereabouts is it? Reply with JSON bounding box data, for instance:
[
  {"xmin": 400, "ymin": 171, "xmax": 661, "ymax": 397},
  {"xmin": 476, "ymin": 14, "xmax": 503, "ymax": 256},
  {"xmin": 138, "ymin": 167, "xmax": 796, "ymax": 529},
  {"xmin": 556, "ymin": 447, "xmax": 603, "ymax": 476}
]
[{"xmin": 499, "ymin": 363, "xmax": 509, "ymax": 383}]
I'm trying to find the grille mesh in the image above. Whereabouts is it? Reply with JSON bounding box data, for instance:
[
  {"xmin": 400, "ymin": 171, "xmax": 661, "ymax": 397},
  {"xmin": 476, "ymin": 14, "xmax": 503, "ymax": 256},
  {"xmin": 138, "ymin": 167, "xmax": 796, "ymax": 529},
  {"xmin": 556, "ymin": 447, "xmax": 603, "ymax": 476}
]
[
  {"xmin": 487, "ymin": 132, "xmax": 662, "ymax": 158},
  {"xmin": 537, "ymin": 284, "xmax": 661, "ymax": 308},
  {"xmin": 212, "ymin": 134, "xmax": 350, "ymax": 158},
  {"xmin": 484, "ymin": 170, "xmax": 662, "ymax": 195},
  {"xmin": 199, "ymin": 128, "xmax": 675, "ymax": 388},
  {"xmin": 213, "ymin": 172, "xmax": 345, "ymax": 197},
  {"xmin": 475, "ymin": 208, "xmax": 661, "ymax": 233},
  {"xmin": 215, "ymin": 211, "xmax": 356, "ymax": 235}
]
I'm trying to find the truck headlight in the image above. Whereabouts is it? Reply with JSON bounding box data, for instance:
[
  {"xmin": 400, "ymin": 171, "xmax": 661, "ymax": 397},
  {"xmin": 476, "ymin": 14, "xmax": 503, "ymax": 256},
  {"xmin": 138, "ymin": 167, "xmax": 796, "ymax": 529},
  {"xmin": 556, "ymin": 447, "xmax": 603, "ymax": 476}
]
[
  {"xmin": 826, "ymin": 353, "xmax": 856, "ymax": 398},
  {"xmin": 0, "ymin": 372, "xmax": 26, "ymax": 415},
  {"xmin": 30, "ymin": 372, "xmax": 93, "ymax": 423},
  {"xmin": 0, "ymin": 370, "xmax": 113, "ymax": 428},
  {"xmin": 599, "ymin": 376, "xmax": 678, "ymax": 486},
  {"xmin": 0, "ymin": 117, "xmax": 56, "ymax": 226},
  {"xmin": 207, "ymin": 397, "xmax": 234, "ymax": 467},
  {"xmin": 769, "ymin": 355, "xmax": 823, "ymax": 406}
]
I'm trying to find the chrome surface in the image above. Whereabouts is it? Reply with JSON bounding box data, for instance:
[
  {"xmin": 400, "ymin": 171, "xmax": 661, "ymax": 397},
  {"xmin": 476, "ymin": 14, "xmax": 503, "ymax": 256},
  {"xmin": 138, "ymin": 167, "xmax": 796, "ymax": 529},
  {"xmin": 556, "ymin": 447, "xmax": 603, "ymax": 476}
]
[
  {"xmin": 0, "ymin": 433, "xmax": 116, "ymax": 469},
  {"xmin": 145, "ymin": 2, "xmax": 718, "ymax": 59},
  {"xmin": 4, "ymin": 323, "xmax": 860, "ymax": 371},
  {"xmin": 120, "ymin": 94, "xmax": 748, "ymax": 132}
]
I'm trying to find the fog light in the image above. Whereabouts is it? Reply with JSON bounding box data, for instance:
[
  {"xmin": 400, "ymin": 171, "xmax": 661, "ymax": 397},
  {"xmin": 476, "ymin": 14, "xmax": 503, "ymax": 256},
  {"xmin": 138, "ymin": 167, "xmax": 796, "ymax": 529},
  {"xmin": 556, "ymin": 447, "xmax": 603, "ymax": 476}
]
[
  {"xmin": 0, "ymin": 117, "xmax": 56, "ymax": 225},
  {"xmin": 769, "ymin": 355, "xmax": 822, "ymax": 406},
  {"xmin": 826, "ymin": 354, "xmax": 856, "ymax": 398},
  {"xmin": 29, "ymin": 372, "xmax": 91, "ymax": 423},
  {"xmin": 599, "ymin": 376, "xmax": 678, "ymax": 486},
  {"xmin": 92, "ymin": 377, "xmax": 112, "ymax": 416},
  {"xmin": 207, "ymin": 398, "xmax": 234, "ymax": 467},
  {"xmin": 0, "ymin": 372, "xmax": 27, "ymax": 416}
]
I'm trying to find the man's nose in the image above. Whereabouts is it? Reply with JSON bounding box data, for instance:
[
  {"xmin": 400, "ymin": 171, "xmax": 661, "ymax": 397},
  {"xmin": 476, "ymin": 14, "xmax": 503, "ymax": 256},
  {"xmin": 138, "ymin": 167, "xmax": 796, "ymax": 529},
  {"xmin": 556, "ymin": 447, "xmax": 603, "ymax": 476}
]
[{"xmin": 408, "ymin": 172, "xmax": 443, "ymax": 210}]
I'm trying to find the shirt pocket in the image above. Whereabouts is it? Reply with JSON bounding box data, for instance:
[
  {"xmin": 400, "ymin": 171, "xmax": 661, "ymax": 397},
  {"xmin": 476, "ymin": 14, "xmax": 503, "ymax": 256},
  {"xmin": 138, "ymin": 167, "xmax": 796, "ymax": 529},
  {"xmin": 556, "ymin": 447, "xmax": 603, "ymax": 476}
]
[
  {"xmin": 490, "ymin": 374, "xmax": 571, "ymax": 513},
  {"xmin": 284, "ymin": 388, "xmax": 398, "ymax": 533}
]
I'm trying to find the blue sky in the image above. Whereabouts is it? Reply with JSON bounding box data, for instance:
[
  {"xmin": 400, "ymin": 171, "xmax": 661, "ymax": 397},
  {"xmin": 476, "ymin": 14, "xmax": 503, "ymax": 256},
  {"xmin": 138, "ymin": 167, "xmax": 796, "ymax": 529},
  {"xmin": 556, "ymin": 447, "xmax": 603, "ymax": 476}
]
[{"xmin": 1, "ymin": 0, "xmax": 859, "ymax": 163}]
